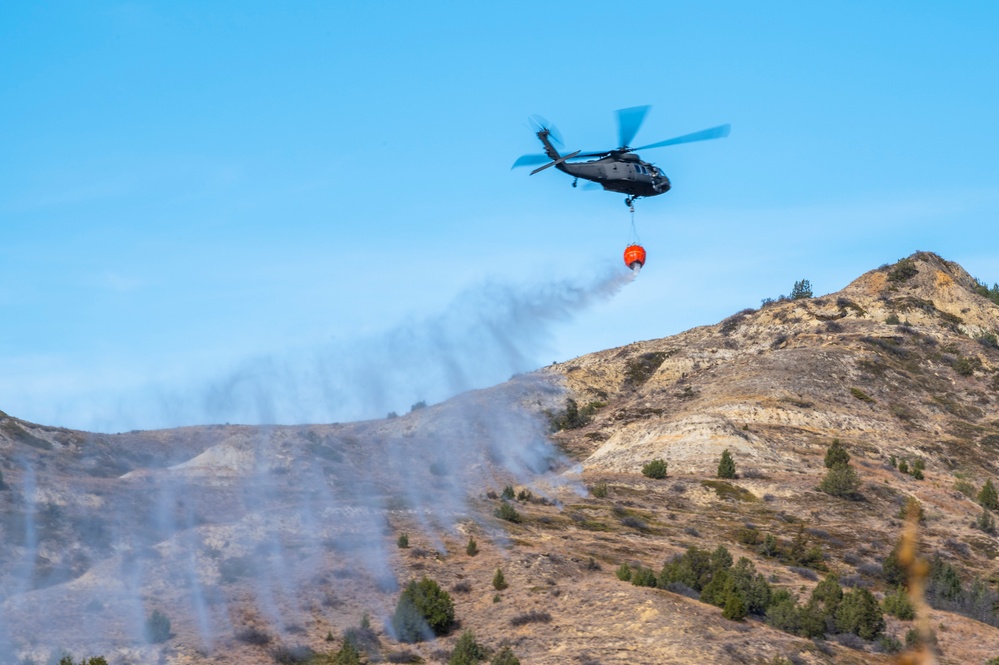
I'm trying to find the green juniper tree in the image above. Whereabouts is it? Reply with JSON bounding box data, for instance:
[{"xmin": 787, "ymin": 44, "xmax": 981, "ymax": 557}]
[
  {"xmin": 979, "ymin": 479, "xmax": 999, "ymax": 510},
  {"xmin": 717, "ymin": 449, "xmax": 736, "ymax": 479}
]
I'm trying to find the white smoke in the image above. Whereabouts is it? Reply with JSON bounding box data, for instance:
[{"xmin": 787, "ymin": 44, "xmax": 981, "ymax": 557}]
[
  {"xmin": 89, "ymin": 264, "xmax": 635, "ymax": 432},
  {"xmin": 0, "ymin": 264, "xmax": 635, "ymax": 662}
]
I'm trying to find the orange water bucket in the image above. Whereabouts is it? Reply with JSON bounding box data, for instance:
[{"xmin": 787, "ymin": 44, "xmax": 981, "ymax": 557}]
[{"xmin": 624, "ymin": 244, "xmax": 646, "ymax": 270}]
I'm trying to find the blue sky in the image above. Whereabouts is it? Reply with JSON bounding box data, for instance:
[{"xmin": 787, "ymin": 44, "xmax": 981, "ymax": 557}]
[{"xmin": 2, "ymin": 2, "xmax": 998, "ymax": 431}]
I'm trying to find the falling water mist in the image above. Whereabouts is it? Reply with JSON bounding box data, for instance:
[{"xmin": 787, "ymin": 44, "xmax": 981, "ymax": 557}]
[{"xmin": 0, "ymin": 265, "xmax": 635, "ymax": 663}]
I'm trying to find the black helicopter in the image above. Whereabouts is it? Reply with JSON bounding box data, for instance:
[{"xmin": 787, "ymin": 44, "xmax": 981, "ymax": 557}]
[{"xmin": 512, "ymin": 106, "xmax": 730, "ymax": 209}]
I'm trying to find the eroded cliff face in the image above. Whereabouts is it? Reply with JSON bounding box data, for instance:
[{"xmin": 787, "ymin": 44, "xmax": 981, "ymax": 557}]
[
  {"xmin": 2, "ymin": 251, "xmax": 999, "ymax": 665},
  {"xmin": 547, "ymin": 251, "xmax": 999, "ymax": 479}
]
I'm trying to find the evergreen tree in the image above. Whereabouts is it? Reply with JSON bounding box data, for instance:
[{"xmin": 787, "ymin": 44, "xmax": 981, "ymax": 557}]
[
  {"xmin": 979, "ymin": 479, "xmax": 999, "ymax": 510},
  {"xmin": 392, "ymin": 577, "xmax": 455, "ymax": 643},
  {"xmin": 334, "ymin": 640, "xmax": 362, "ymax": 665},
  {"xmin": 824, "ymin": 439, "xmax": 850, "ymax": 468},
  {"xmin": 882, "ymin": 587, "xmax": 915, "ymax": 620},
  {"xmin": 977, "ymin": 507, "xmax": 997, "ymax": 534},
  {"xmin": 492, "ymin": 568, "xmax": 508, "ymax": 591},
  {"xmin": 466, "ymin": 536, "xmax": 479, "ymax": 556},
  {"xmin": 835, "ymin": 588, "xmax": 885, "ymax": 640},
  {"xmin": 641, "ymin": 458, "xmax": 668, "ymax": 479},
  {"xmin": 490, "ymin": 647, "xmax": 521, "ymax": 665},
  {"xmin": 790, "ymin": 279, "xmax": 813, "ymax": 300},
  {"xmin": 449, "ymin": 630, "xmax": 486, "ymax": 665},
  {"xmin": 882, "ymin": 544, "xmax": 906, "ymax": 588},
  {"xmin": 717, "ymin": 449, "xmax": 737, "ymax": 479},
  {"xmin": 820, "ymin": 463, "xmax": 861, "ymax": 498},
  {"xmin": 722, "ymin": 589, "xmax": 748, "ymax": 621}
]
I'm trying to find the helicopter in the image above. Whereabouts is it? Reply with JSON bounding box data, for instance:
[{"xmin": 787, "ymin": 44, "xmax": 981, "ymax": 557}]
[{"xmin": 512, "ymin": 106, "xmax": 730, "ymax": 210}]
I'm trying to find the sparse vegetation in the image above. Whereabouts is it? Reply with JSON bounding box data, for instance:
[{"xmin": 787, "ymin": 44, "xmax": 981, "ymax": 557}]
[
  {"xmin": 624, "ymin": 351, "xmax": 669, "ymax": 386},
  {"xmin": 392, "ymin": 577, "xmax": 455, "ymax": 643},
  {"xmin": 849, "ymin": 387, "xmax": 875, "ymax": 403},
  {"xmin": 641, "ymin": 458, "xmax": 668, "ymax": 479},
  {"xmin": 717, "ymin": 449, "xmax": 736, "ymax": 479}
]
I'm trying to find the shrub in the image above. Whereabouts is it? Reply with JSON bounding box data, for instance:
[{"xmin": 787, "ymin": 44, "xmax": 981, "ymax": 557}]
[
  {"xmin": 272, "ymin": 646, "xmax": 317, "ymax": 664},
  {"xmin": 824, "ymin": 439, "xmax": 850, "ymax": 468},
  {"xmin": 510, "ymin": 610, "xmax": 552, "ymax": 626},
  {"xmin": 882, "ymin": 587, "xmax": 915, "ymax": 620},
  {"xmin": 466, "ymin": 537, "xmax": 478, "ymax": 556},
  {"xmin": 615, "ymin": 563, "xmax": 632, "ymax": 582},
  {"xmin": 145, "ymin": 609, "xmax": 171, "ymax": 643},
  {"xmin": 492, "ymin": 569, "xmax": 508, "ymax": 591},
  {"xmin": 630, "ymin": 565, "xmax": 657, "ymax": 588},
  {"xmin": 397, "ymin": 533, "xmax": 409, "ymax": 548},
  {"xmin": 876, "ymin": 633, "xmax": 903, "ymax": 653},
  {"xmin": 717, "ymin": 449, "xmax": 736, "ymax": 479},
  {"xmin": 392, "ymin": 577, "xmax": 455, "ymax": 643},
  {"xmin": 887, "ymin": 258, "xmax": 919, "ymax": 282},
  {"xmin": 641, "ymin": 458, "xmax": 668, "ymax": 479},
  {"xmin": 490, "ymin": 647, "xmax": 521, "ymax": 665},
  {"xmin": 410, "ymin": 400, "xmax": 427, "ymax": 412},
  {"xmin": 979, "ymin": 479, "xmax": 999, "ymax": 510},
  {"xmin": 886, "ymin": 313, "xmax": 901, "ymax": 325},
  {"xmin": 493, "ymin": 502, "xmax": 521, "ymax": 523},
  {"xmin": 236, "ymin": 627, "xmax": 272, "ymax": 645},
  {"xmin": 449, "ymin": 630, "xmax": 486, "ymax": 665},
  {"xmin": 589, "ymin": 481, "xmax": 608, "ymax": 498}
]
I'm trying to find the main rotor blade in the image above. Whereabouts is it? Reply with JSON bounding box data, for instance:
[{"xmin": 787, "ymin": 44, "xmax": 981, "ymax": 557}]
[
  {"xmin": 571, "ymin": 151, "xmax": 610, "ymax": 159},
  {"xmin": 511, "ymin": 153, "xmax": 550, "ymax": 169},
  {"xmin": 631, "ymin": 124, "xmax": 731, "ymax": 151},
  {"xmin": 617, "ymin": 105, "xmax": 650, "ymax": 148}
]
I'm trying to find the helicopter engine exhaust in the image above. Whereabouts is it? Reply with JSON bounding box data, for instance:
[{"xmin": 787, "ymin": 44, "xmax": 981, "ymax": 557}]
[{"xmin": 624, "ymin": 244, "xmax": 646, "ymax": 271}]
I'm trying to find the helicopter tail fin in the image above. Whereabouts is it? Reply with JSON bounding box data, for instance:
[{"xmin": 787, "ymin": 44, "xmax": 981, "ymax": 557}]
[{"xmin": 536, "ymin": 128, "xmax": 562, "ymax": 161}]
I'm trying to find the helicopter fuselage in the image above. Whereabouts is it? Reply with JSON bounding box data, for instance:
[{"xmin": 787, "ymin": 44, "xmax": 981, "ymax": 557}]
[
  {"xmin": 535, "ymin": 128, "xmax": 670, "ymax": 199},
  {"xmin": 556, "ymin": 153, "xmax": 671, "ymax": 197}
]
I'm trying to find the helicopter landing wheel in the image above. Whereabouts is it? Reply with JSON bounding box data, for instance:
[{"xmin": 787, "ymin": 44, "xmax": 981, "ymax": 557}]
[
  {"xmin": 572, "ymin": 178, "xmax": 578, "ymax": 188},
  {"xmin": 625, "ymin": 196, "xmax": 635, "ymax": 212}
]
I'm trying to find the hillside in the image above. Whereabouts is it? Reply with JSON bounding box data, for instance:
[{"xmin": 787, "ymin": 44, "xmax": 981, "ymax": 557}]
[{"xmin": 2, "ymin": 251, "xmax": 999, "ymax": 665}]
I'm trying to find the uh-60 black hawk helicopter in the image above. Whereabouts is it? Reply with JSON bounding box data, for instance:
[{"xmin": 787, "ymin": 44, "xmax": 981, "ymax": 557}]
[{"xmin": 512, "ymin": 105, "xmax": 730, "ymax": 211}]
